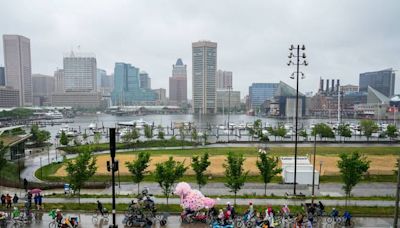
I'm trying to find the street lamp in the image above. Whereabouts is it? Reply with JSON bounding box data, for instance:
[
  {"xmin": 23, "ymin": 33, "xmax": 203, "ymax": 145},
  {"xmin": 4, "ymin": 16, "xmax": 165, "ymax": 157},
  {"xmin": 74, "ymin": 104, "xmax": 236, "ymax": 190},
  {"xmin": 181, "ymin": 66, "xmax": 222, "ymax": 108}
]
[
  {"xmin": 287, "ymin": 44, "xmax": 308, "ymax": 195},
  {"xmin": 318, "ymin": 161, "xmax": 324, "ymax": 189},
  {"xmin": 227, "ymin": 86, "xmax": 231, "ymax": 143}
]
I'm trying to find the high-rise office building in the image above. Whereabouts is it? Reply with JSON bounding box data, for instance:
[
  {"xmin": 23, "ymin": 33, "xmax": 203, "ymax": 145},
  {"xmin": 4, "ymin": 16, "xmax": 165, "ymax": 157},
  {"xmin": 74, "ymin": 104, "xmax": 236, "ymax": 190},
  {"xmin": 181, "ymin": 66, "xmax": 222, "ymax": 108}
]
[
  {"xmin": 152, "ymin": 88, "xmax": 167, "ymax": 104},
  {"xmin": 139, "ymin": 71, "xmax": 151, "ymax": 89},
  {"xmin": 359, "ymin": 68, "xmax": 395, "ymax": 98},
  {"xmin": 3, "ymin": 34, "xmax": 32, "ymax": 106},
  {"xmin": 32, "ymin": 74, "xmax": 54, "ymax": 106},
  {"xmin": 63, "ymin": 52, "xmax": 97, "ymax": 92},
  {"xmin": 96, "ymin": 69, "xmax": 107, "ymax": 92},
  {"xmin": 169, "ymin": 58, "xmax": 187, "ymax": 105},
  {"xmin": 112, "ymin": 63, "xmax": 156, "ymax": 105},
  {"xmin": 216, "ymin": 70, "xmax": 232, "ymax": 89},
  {"xmin": 54, "ymin": 69, "xmax": 65, "ymax": 93},
  {"xmin": 192, "ymin": 41, "xmax": 217, "ymax": 114},
  {"xmin": 249, "ymin": 83, "xmax": 279, "ymax": 108},
  {"xmin": 0, "ymin": 67, "xmax": 5, "ymax": 86},
  {"xmin": 0, "ymin": 86, "xmax": 19, "ymax": 107}
]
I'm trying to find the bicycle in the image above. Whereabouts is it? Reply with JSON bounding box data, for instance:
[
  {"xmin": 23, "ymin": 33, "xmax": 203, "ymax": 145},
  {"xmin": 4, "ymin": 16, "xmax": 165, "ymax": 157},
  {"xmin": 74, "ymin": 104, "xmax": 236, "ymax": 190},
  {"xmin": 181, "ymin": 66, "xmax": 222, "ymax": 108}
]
[
  {"xmin": 92, "ymin": 208, "xmax": 109, "ymax": 223},
  {"xmin": 337, "ymin": 217, "xmax": 355, "ymax": 227},
  {"xmin": 326, "ymin": 215, "xmax": 342, "ymax": 224},
  {"xmin": 48, "ymin": 218, "xmax": 60, "ymax": 228}
]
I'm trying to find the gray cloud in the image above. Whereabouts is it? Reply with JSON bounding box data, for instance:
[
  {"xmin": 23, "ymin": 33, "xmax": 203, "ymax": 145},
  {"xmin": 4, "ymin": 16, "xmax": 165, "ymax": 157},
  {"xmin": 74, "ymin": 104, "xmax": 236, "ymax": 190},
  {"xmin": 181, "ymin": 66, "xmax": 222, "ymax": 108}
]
[{"xmin": 1, "ymin": 0, "xmax": 399, "ymax": 98}]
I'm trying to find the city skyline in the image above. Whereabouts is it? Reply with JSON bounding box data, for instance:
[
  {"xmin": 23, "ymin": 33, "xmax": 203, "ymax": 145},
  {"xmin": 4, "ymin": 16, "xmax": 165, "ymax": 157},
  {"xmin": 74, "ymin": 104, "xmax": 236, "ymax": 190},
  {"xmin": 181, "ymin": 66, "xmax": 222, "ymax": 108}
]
[{"xmin": 0, "ymin": 1, "xmax": 399, "ymax": 98}]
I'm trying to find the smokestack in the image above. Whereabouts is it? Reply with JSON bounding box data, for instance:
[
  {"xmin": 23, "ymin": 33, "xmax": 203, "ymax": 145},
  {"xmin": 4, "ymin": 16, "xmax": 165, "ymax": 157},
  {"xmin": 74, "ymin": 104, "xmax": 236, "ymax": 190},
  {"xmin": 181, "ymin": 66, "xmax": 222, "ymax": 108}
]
[
  {"xmin": 336, "ymin": 79, "xmax": 340, "ymax": 92},
  {"xmin": 326, "ymin": 79, "xmax": 329, "ymax": 93},
  {"xmin": 320, "ymin": 79, "xmax": 324, "ymax": 92},
  {"xmin": 331, "ymin": 79, "xmax": 335, "ymax": 92}
]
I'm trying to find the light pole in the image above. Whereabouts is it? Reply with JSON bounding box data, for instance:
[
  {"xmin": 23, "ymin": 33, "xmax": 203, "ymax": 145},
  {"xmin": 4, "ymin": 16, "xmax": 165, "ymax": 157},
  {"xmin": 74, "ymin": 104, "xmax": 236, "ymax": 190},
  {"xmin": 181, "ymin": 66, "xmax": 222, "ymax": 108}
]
[
  {"xmin": 227, "ymin": 86, "xmax": 231, "ymax": 143},
  {"xmin": 287, "ymin": 44, "xmax": 308, "ymax": 195},
  {"xmin": 318, "ymin": 161, "xmax": 323, "ymax": 189},
  {"xmin": 312, "ymin": 133, "xmax": 317, "ymax": 204}
]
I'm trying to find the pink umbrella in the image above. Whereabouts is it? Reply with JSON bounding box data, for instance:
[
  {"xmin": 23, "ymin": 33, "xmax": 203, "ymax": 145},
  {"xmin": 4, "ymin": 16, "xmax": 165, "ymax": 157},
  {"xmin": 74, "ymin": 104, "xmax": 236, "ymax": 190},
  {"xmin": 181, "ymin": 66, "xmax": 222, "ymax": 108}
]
[{"xmin": 30, "ymin": 188, "xmax": 42, "ymax": 194}]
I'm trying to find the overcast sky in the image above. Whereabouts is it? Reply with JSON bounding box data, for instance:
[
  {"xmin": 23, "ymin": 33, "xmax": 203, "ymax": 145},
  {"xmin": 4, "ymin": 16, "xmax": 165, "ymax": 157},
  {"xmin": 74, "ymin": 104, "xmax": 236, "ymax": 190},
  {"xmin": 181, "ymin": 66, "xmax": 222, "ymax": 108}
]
[{"xmin": 1, "ymin": 0, "xmax": 399, "ymax": 98}]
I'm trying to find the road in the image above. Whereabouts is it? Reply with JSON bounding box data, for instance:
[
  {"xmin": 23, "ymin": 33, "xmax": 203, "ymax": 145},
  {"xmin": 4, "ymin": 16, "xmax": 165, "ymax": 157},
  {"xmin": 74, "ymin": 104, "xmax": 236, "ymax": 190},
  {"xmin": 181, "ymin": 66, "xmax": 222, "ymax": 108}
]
[{"xmin": 1, "ymin": 213, "xmax": 397, "ymax": 228}]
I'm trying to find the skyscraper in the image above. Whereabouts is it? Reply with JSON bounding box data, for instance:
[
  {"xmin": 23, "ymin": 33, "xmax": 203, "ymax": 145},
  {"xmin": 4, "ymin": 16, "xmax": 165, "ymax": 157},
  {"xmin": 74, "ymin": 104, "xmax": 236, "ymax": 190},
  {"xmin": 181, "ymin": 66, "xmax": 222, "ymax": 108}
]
[
  {"xmin": 112, "ymin": 63, "xmax": 156, "ymax": 105},
  {"xmin": 63, "ymin": 52, "xmax": 97, "ymax": 92},
  {"xmin": 54, "ymin": 69, "xmax": 65, "ymax": 93},
  {"xmin": 0, "ymin": 67, "xmax": 5, "ymax": 86},
  {"xmin": 96, "ymin": 69, "xmax": 106, "ymax": 92},
  {"xmin": 169, "ymin": 58, "xmax": 187, "ymax": 105},
  {"xmin": 216, "ymin": 70, "xmax": 232, "ymax": 89},
  {"xmin": 192, "ymin": 41, "xmax": 217, "ymax": 114},
  {"xmin": 3, "ymin": 34, "xmax": 32, "ymax": 106},
  {"xmin": 32, "ymin": 74, "xmax": 54, "ymax": 106},
  {"xmin": 359, "ymin": 68, "xmax": 395, "ymax": 98},
  {"xmin": 139, "ymin": 71, "xmax": 151, "ymax": 89}
]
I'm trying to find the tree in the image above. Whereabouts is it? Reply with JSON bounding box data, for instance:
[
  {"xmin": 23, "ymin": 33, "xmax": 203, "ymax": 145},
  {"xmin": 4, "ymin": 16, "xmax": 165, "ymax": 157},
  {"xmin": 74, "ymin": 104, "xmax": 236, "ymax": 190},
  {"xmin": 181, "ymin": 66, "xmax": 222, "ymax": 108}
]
[
  {"xmin": 60, "ymin": 131, "xmax": 69, "ymax": 146},
  {"xmin": 157, "ymin": 125, "xmax": 165, "ymax": 140},
  {"xmin": 144, "ymin": 124, "xmax": 153, "ymax": 139},
  {"xmin": 311, "ymin": 123, "xmax": 335, "ymax": 140},
  {"xmin": 202, "ymin": 131, "xmax": 208, "ymax": 145},
  {"xmin": 65, "ymin": 149, "xmax": 97, "ymax": 204},
  {"xmin": 299, "ymin": 129, "xmax": 308, "ymax": 141},
  {"xmin": 125, "ymin": 151, "xmax": 151, "ymax": 194},
  {"xmin": 93, "ymin": 132, "xmax": 101, "ymax": 144},
  {"xmin": 30, "ymin": 124, "xmax": 51, "ymax": 146},
  {"xmin": 269, "ymin": 125, "xmax": 287, "ymax": 141},
  {"xmin": 360, "ymin": 119, "xmax": 378, "ymax": 141},
  {"xmin": 386, "ymin": 124, "xmax": 398, "ymax": 141},
  {"xmin": 191, "ymin": 152, "xmax": 211, "ymax": 190},
  {"xmin": 0, "ymin": 142, "xmax": 8, "ymax": 175},
  {"xmin": 154, "ymin": 156, "xmax": 187, "ymax": 204},
  {"xmin": 179, "ymin": 126, "xmax": 185, "ymax": 148},
  {"xmin": 338, "ymin": 124, "xmax": 352, "ymax": 142},
  {"xmin": 337, "ymin": 152, "xmax": 370, "ymax": 206},
  {"xmin": 224, "ymin": 151, "xmax": 248, "ymax": 205},
  {"xmin": 256, "ymin": 152, "xmax": 282, "ymax": 196},
  {"xmin": 122, "ymin": 129, "xmax": 140, "ymax": 147},
  {"xmin": 191, "ymin": 128, "xmax": 198, "ymax": 143}
]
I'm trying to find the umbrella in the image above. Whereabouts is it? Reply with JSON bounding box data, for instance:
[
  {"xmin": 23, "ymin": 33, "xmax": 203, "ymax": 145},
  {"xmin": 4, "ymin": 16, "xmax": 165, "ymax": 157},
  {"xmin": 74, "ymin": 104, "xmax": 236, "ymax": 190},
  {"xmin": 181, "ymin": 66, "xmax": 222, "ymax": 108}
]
[{"xmin": 30, "ymin": 188, "xmax": 42, "ymax": 194}]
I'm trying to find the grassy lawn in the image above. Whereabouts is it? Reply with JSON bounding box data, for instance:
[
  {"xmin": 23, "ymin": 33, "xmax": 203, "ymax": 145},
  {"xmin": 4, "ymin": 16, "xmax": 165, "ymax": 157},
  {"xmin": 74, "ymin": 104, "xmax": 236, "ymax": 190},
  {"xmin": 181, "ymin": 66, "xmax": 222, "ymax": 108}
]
[
  {"xmin": 0, "ymin": 162, "xmax": 21, "ymax": 182},
  {"xmin": 0, "ymin": 203, "xmax": 395, "ymax": 217}
]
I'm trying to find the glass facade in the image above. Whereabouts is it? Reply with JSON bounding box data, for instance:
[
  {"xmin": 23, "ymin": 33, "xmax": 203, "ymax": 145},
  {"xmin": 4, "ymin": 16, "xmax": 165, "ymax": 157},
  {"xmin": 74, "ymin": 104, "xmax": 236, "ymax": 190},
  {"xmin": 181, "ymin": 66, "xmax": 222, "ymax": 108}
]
[
  {"xmin": 112, "ymin": 63, "xmax": 156, "ymax": 105},
  {"xmin": 359, "ymin": 69, "xmax": 395, "ymax": 98},
  {"xmin": 249, "ymin": 83, "xmax": 279, "ymax": 108}
]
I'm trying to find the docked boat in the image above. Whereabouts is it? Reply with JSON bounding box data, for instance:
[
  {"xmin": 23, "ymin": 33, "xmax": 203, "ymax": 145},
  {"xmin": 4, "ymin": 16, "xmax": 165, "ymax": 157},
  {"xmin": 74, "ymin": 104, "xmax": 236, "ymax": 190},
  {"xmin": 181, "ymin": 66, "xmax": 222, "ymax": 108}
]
[{"xmin": 44, "ymin": 111, "xmax": 63, "ymax": 119}]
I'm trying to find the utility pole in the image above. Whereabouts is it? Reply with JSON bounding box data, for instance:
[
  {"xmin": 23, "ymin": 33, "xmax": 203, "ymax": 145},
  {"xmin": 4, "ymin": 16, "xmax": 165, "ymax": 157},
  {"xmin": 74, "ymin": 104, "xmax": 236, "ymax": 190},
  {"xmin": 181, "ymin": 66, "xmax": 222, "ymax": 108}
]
[
  {"xmin": 394, "ymin": 158, "xmax": 400, "ymax": 228},
  {"xmin": 312, "ymin": 133, "xmax": 317, "ymax": 204},
  {"xmin": 108, "ymin": 128, "xmax": 118, "ymax": 228},
  {"xmin": 287, "ymin": 44, "xmax": 308, "ymax": 195}
]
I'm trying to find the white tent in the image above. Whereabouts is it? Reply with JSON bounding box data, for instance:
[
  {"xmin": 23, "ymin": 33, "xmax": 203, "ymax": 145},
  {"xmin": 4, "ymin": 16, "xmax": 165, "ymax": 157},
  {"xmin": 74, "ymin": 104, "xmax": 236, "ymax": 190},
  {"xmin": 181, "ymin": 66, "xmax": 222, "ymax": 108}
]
[{"xmin": 280, "ymin": 156, "xmax": 319, "ymax": 185}]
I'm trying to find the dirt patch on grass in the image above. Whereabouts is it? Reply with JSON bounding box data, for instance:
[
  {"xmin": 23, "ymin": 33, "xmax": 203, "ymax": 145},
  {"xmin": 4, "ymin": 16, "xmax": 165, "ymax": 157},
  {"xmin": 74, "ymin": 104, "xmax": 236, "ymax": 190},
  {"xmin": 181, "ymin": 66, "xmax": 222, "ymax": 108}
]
[{"xmin": 53, "ymin": 154, "xmax": 397, "ymax": 177}]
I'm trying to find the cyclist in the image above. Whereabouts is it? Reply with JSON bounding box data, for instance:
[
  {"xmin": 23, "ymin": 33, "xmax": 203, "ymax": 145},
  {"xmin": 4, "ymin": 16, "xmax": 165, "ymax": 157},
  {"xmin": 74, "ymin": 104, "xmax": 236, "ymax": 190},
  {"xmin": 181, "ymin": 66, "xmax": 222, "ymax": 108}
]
[
  {"xmin": 243, "ymin": 202, "xmax": 254, "ymax": 222},
  {"xmin": 97, "ymin": 200, "xmax": 104, "ymax": 216},
  {"xmin": 226, "ymin": 202, "xmax": 236, "ymax": 219},
  {"xmin": 12, "ymin": 207, "xmax": 21, "ymax": 219},
  {"xmin": 56, "ymin": 209, "xmax": 63, "ymax": 224},
  {"xmin": 295, "ymin": 212, "xmax": 304, "ymax": 228},
  {"xmin": 281, "ymin": 204, "xmax": 290, "ymax": 216},
  {"xmin": 343, "ymin": 211, "xmax": 352, "ymax": 226},
  {"xmin": 330, "ymin": 208, "xmax": 339, "ymax": 221}
]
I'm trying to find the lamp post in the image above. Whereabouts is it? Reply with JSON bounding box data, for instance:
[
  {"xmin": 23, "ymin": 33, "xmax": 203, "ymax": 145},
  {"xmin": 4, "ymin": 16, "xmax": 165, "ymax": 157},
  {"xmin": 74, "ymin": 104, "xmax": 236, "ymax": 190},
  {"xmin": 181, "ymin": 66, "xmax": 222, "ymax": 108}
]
[
  {"xmin": 227, "ymin": 86, "xmax": 231, "ymax": 143},
  {"xmin": 318, "ymin": 161, "xmax": 324, "ymax": 189},
  {"xmin": 312, "ymin": 133, "xmax": 317, "ymax": 204},
  {"xmin": 287, "ymin": 44, "xmax": 308, "ymax": 195}
]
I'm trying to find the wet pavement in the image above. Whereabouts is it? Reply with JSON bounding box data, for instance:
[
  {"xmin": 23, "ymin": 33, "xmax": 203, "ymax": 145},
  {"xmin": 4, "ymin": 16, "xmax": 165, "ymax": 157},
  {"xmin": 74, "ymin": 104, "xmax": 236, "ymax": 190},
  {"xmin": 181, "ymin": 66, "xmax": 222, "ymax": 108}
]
[{"xmin": 2, "ymin": 213, "xmax": 396, "ymax": 228}]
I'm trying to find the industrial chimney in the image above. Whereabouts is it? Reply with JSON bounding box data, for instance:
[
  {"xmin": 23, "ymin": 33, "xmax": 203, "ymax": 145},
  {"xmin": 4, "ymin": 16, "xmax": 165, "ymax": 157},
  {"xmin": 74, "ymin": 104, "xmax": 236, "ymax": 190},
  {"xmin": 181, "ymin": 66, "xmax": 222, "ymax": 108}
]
[
  {"xmin": 326, "ymin": 79, "xmax": 329, "ymax": 93},
  {"xmin": 331, "ymin": 79, "xmax": 335, "ymax": 92},
  {"xmin": 319, "ymin": 78, "xmax": 324, "ymax": 92},
  {"xmin": 336, "ymin": 79, "xmax": 340, "ymax": 92}
]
